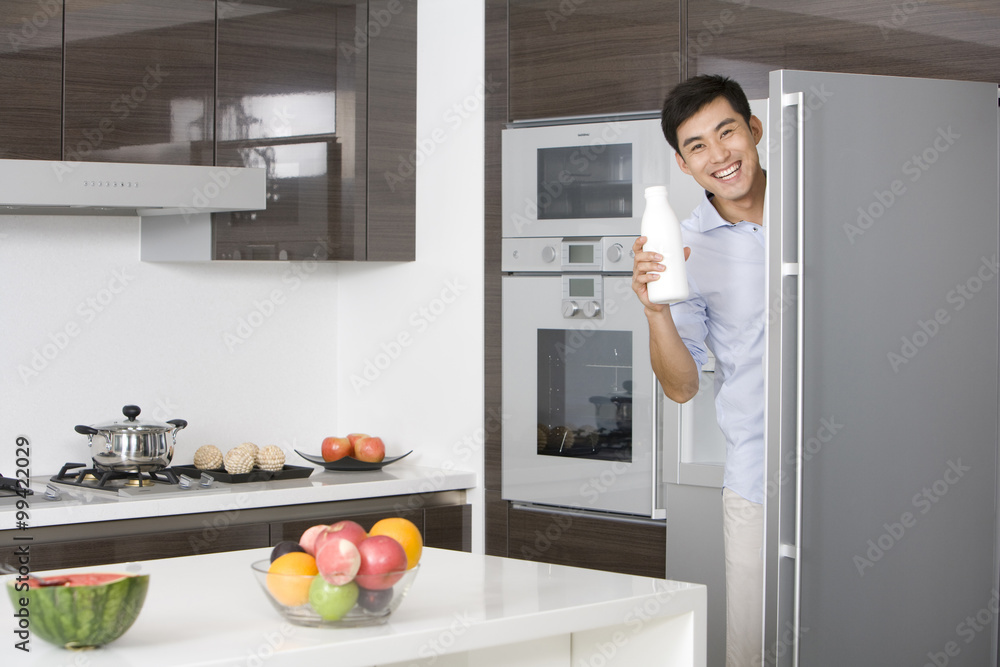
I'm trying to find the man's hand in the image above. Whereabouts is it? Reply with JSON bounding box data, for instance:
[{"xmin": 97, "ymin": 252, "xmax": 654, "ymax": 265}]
[{"xmin": 631, "ymin": 236, "xmax": 691, "ymax": 311}]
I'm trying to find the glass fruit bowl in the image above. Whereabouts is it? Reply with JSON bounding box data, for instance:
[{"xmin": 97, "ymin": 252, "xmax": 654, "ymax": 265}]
[{"xmin": 250, "ymin": 560, "xmax": 419, "ymax": 628}]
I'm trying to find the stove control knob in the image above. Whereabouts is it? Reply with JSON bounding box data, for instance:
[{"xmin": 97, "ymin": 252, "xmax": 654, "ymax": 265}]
[
  {"xmin": 607, "ymin": 243, "xmax": 624, "ymax": 264},
  {"xmin": 562, "ymin": 300, "xmax": 579, "ymax": 318},
  {"xmin": 542, "ymin": 245, "xmax": 557, "ymax": 263},
  {"xmin": 583, "ymin": 300, "xmax": 601, "ymax": 318}
]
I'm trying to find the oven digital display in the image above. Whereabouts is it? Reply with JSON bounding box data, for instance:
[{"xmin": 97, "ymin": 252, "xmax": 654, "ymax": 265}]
[
  {"xmin": 568, "ymin": 278, "xmax": 595, "ymax": 298},
  {"xmin": 567, "ymin": 244, "xmax": 594, "ymax": 265}
]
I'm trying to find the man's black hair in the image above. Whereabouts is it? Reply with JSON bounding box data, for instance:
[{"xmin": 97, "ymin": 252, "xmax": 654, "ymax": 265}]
[{"xmin": 660, "ymin": 75, "xmax": 752, "ymax": 155}]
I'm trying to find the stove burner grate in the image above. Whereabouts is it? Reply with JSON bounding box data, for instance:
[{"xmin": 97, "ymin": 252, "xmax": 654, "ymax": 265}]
[{"xmin": 51, "ymin": 463, "xmax": 179, "ymax": 491}]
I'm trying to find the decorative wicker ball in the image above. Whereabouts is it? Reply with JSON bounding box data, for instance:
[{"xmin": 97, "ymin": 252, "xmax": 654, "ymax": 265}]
[
  {"xmin": 193, "ymin": 445, "xmax": 224, "ymax": 470},
  {"xmin": 224, "ymin": 446, "xmax": 255, "ymax": 475},
  {"xmin": 256, "ymin": 445, "xmax": 285, "ymax": 472},
  {"xmin": 238, "ymin": 441, "xmax": 260, "ymax": 459}
]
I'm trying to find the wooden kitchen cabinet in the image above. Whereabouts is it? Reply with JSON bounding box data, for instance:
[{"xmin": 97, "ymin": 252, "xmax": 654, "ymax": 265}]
[
  {"xmin": 212, "ymin": 0, "xmax": 416, "ymax": 261},
  {"xmin": 62, "ymin": 0, "xmax": 216, "ymax": 164},
  {"xmin": 0, "ymin": 500, "xmax": 470, "ymax": 571},
  {"xmin": 685, "ymin": 0, "xmax": 1000, "ymax": 99},
  {"xmin": 507, "ymin": 505, "xmax": 666, "ymax": 579},
  {"xmin": 507, "ymin": 0, "xmax": 680, "ymax": 121},
  {"xmin": 0, "ymin": 0, "xmax": 64, "ymax": 160}
]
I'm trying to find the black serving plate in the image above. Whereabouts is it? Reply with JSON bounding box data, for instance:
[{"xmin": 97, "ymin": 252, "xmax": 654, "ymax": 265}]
[
  {"xmin": 294, "ymin": 450, "xmax": 412, "ymax": 471},
  {"xmin": 169, "ymin": 464, "xmax": 314, "ymax": 484}
]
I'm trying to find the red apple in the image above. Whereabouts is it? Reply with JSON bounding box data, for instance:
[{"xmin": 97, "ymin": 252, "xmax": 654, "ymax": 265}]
[
  {"xmin": 299, "ymin": 524, "xmax": 329, "ymax": 556},
  {"xmin": 321, "ymin": 436, "xmax": 352, "ymax": 462},
  {"xmin": 354, "ymin": 436, "xmax": 386, "ymax": 463},
  {"xmin": 314, "ymin": 520, "xmax": 367, "ymax": 556},
  {"xmin": 347, "ymin": 433, "xmax": 369, "ymax": 450},
  {"xmin": 356, "ymin": 535, "xmax": 407, "ymax": 590},
  {"xmin": 315, "ymin": 537, "xmax": 362, "ymax": 585}
]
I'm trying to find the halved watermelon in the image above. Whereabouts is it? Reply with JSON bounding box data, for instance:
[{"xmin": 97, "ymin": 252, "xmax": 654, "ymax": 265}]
[{"xmin": 6, "ymin": 572, "xmax": 149, "ymax": 650}]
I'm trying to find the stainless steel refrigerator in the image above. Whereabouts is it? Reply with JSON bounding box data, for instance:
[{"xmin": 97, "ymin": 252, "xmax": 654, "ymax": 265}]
[{"xmin": 763, "ymin": 70, "xmax": 999, "ymax": 666}]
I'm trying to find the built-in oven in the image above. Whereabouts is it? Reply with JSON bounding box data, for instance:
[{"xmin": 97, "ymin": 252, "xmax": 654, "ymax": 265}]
[
  {"xmin": 502, "ymin": 116, "xmax": 672, "ymax": 239},
  {"xmin": 501, "ymin": 236, "xmax": 673, "ymax": 518},
  {"xmin": 501, "ymin": 118, "xmax": 729, "ymax": 520}
]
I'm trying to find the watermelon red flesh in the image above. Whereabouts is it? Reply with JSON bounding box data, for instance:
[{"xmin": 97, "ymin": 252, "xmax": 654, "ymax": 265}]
[{"xmin": 7, "ymin": 573, "xmax": 149, "ymax": 650}]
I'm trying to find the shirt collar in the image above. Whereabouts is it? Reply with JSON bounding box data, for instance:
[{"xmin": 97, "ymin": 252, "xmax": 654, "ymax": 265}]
[{"xmin": 693, "ymin": 191, "xmax": 733, "ymax": 233}]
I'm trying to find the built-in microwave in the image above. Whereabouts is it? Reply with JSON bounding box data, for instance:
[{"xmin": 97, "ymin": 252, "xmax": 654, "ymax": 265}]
[{"xmin": 501, "ymin": 116, "xmax": 673, "ymax": 238}]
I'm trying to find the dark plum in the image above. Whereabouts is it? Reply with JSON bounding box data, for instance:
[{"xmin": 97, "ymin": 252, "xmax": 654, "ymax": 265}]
[
  {"xmin": 357, "ymin": 585, "xmax": 394, "ymax": 612},
  {"xmin": 270, "ymin": 540, "xmax": 307, "ymax": 563}
]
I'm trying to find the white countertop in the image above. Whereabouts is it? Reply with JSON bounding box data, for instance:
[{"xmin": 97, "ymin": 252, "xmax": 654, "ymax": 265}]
[
  {"xmin": 1, "ymin": 465, "xmax": 476, "ymax": 529},
  {"xmin": 0, "ymin": 547, "xmax": 706, "ymax": 667}
]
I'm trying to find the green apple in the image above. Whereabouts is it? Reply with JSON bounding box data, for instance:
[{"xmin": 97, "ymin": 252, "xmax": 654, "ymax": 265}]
[{"xmin": 308, "ymin": 575, "xmax": 359, "ymax": 620}]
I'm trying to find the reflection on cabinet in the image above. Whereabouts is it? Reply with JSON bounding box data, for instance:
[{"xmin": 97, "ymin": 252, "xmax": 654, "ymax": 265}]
[
  {"xmin": 213, "ymin": 0, "xmax": 366, "ymax": 261},
  {"xmin": 63, "ymin": 0, "xmax": 216, "ymax": 164},
  {"xmin": 507, "ymin": 506, "xmax": 666, "ymax": 579},
  {"xmin": 213, "ymin": 0, "xmax": 416, "ymax": 261},
  {"xmin": 0, "ymin": 0, "xmax": 64, "ymax": 160},
  {"xmin": 507, "ymin": 0, "xmax": 680, "ymax": 120},
  {"xmin": 686, "ymin": 0, "xmax": 1000, "ymax": 98}
]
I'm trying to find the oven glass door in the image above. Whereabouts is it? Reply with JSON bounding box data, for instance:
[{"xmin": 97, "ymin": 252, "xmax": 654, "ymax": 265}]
[{"xmin": 502, "ymin": 273, "xmax": 663, "ymax": 517}]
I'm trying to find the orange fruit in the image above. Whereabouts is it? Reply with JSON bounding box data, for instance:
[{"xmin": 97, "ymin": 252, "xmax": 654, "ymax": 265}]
[
  {"xmin": 368, "ymin": 517, "xmax": 423, "ymax": 569},
  {"xmin": 267, "ymin": 551, "xmax": 318, "ymax": 607}
]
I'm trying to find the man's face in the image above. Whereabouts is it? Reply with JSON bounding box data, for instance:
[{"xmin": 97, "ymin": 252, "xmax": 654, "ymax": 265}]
[{"xmin": 674, "ymin": 96, "xmax": 763, "ymax": 203}]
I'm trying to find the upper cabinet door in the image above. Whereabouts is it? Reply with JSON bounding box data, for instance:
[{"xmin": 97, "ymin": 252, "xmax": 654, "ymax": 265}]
[
  {"xmin": 213, "ymin": 0, "xmax": 369, "ymax": 261},
  {"xmin": 686, "ymin": 0, "xmax": 1000, "ymax": 99},
  {"xmin": 508, "ymin": 0, "xmax": 681, "ymax": 121},
  {"xmin": 63, "ymin": 0, "xmax": 216, "ymax": 164},
  {"xmin": 0, "ymin": 0, "xmax": 64, "ymax": 160}
]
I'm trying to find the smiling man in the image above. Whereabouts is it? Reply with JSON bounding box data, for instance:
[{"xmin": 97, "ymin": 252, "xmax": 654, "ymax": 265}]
[{"xmin": 631, "ymin": 75, "xmax": 767, "ymax": 667}]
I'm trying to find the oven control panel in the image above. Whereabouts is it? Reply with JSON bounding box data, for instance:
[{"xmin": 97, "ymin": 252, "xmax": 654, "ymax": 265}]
[
  {"xmin": 502, "ymin": 237, "xmax": 635, "ymax": 273},
  {"xmin": 561, "ymin": 274, "xmax": 603, "ymax": 319}
]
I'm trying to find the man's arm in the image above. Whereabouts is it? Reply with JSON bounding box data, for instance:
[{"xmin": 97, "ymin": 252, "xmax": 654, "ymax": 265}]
[{"xmin": 632, "ymin": 236, "xmax": 700, "ymax": 403}]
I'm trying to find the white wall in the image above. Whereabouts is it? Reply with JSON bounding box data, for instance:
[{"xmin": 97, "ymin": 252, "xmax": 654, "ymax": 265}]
[
  {"xmin": 336, "ymin": 0, "xmax": 486, "ymax": 551},
  {"xmin": 0, "ymin": 0, "xmax": 486, "ymax": 548}
]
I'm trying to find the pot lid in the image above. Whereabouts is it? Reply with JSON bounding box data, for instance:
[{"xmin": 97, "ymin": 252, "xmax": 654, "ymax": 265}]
[{"xmin": 88, "ymin": 405, "xmax": 174, "ymax": 433}]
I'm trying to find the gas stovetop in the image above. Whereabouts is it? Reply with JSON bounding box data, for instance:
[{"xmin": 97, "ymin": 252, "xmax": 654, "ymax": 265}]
[
  {"xmin": 0, "ymin": 473, "xmax": 31, "ymax": 499},
  {"xmin": 50, "ymin": 463, "xmax": 180, "ymax": 492}
]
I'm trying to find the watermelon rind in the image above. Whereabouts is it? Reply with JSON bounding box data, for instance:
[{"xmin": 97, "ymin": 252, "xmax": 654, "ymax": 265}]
[{"xmin": 6, "ymin": 573, "xmax": 149, "ymax": 650}]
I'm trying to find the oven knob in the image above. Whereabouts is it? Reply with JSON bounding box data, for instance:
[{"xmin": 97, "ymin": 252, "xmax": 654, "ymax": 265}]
[
  {"xmin": 583, "ymin": 300, "xmax": 601, "ymax": 318},
  {"xmin": 542, "ymin": 245, "xmax": 557, "ymax": 263},
  {"xmin": 562, "ymin": 300, "xmax": 579, "ymax": 318},
  {"xmin": 607, "ymin": 243, "xmax": 624, "ymax": 263}
]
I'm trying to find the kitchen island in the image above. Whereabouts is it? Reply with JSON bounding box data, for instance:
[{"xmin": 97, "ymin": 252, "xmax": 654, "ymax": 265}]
[{"xmin": 1, "ymin": 546, "xmax": 706, "ymax": 666}]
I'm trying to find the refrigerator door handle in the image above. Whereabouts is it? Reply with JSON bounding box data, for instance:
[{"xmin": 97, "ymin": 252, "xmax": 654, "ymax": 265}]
[
  {"xmin": 763, "ymin": 84, "xmax": 804, "ymax": 667},
  {"xmin": 651, "ymin": 374, "xmax": 666, "ymax": 519}
]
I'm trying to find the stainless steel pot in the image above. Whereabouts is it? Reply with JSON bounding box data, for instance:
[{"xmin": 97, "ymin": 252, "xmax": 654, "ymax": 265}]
[{"xmin": 74, "ymin": 405, "xmax": 187, "ymax": 472}]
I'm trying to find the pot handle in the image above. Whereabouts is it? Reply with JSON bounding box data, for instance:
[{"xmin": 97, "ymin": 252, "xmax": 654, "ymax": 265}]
[
  {"xmin": 167, "ymin": 419, "xmax": 188, "ymax": 431},
  {"xmin": 74, "ymin": 425, "xmax": 99, "ymax": 436}
]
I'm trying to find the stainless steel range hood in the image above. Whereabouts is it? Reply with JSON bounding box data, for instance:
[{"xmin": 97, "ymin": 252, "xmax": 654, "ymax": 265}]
[{"xmin": 0, "ymin": 159, "xmax": 266, "ymax": 216}]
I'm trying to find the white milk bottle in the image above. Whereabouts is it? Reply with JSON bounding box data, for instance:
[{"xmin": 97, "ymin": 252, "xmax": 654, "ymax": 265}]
[{"xmin": 641, "ymin": 186, "xmax": 689, "ymax": 304}]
